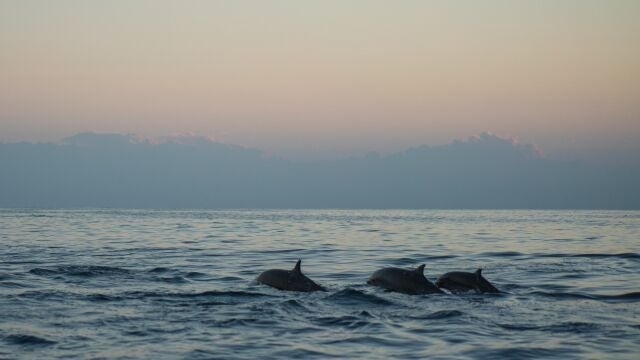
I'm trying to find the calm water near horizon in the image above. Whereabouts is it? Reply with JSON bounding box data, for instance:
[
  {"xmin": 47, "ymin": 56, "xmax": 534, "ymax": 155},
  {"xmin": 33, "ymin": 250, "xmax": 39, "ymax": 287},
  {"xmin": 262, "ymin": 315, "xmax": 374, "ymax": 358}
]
[{"xmin": 1, "ymin": 209, "xmax": 639, "ymax": 359}]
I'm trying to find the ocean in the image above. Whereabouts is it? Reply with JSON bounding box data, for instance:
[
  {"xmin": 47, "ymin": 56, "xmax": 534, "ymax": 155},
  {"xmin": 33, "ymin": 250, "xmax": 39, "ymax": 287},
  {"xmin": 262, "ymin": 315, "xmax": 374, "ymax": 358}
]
[{"xmin": 1, "ymin": 209, "xmax": 639, "ymax": 359}]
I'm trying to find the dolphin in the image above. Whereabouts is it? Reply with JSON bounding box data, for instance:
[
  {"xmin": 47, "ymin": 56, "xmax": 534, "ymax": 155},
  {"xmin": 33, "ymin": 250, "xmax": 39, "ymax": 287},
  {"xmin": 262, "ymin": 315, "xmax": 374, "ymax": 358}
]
[
  {"xmin": 367, "ymin": 264, "xmax": 443, "ymax": 295},
  {"xmin": 256, "ymin": 259, "xmax": 325, "ymax": 292},
  {"xmin": 435, "ymin": 269, "xmax": 500, "ymax": 293}
]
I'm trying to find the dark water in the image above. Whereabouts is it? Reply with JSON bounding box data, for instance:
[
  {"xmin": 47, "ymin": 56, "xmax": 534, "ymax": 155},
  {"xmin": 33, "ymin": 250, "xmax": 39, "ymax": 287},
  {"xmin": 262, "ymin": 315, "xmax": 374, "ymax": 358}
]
[{"xmin": 1, "ymin": 209, "xmax": 639, "ymax": 359}]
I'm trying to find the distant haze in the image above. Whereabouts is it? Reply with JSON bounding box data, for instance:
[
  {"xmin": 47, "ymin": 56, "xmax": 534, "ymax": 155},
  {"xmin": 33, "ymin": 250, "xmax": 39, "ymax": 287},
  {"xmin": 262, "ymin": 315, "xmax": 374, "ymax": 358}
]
[
  {"xmin": 1, "ymin": 132, "xmax": 638, "ymax": 209},
  {"xmin": 1, "ymin": 1, "xmax": 639, "ymax": 161}
]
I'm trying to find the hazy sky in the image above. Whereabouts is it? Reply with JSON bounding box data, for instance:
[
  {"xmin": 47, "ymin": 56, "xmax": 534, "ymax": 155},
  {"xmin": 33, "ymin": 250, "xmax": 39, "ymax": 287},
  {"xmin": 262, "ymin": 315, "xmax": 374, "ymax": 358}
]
[{"xmin": 1, "ymin": 0, "xmax": 639, "ymax": 160}]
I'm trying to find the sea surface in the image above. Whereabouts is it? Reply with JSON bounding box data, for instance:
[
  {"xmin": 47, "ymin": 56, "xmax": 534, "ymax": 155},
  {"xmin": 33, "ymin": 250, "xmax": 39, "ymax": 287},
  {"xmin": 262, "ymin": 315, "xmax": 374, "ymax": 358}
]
[{"xmin": 1, "ymin": 209, "xmax": 639, "ymax": 359}]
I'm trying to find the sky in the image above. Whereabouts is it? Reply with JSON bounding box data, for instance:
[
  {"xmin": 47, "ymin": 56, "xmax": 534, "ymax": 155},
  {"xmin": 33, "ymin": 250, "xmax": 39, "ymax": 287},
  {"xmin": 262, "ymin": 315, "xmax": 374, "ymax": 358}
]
[{"xmin": 1, "ymin": 0, "xmax": 639, "ymax": 160}]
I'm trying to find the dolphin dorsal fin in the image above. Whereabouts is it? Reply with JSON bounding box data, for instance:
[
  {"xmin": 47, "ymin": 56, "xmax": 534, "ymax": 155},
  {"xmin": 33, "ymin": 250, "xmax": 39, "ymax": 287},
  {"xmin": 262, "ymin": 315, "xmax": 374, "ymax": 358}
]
[
  {"xmin": 293, "ymin": 259, "xmax": 302, "ymax": 274},
  {"xmin": 415, "ymin": 264, "xmax": 425, "ymax": 274},
  {"xmin": 475, "ymin": 268, "xmax": 482, "ymax": 279}
]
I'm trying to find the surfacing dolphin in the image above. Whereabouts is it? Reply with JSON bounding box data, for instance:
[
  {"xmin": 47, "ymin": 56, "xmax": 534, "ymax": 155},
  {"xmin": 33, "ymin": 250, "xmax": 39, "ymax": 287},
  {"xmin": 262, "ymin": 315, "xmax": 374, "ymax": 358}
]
[
  {"xmin": 367, "ymin": 264, "xmax": 443, "ymax": 295},
  {"xmin": 256, "ymin": 259, "xmax": 325, "ymax": 292},
  {"xmin": 435, "ymin": 269, "xmax": 500, "ymax": 293}
]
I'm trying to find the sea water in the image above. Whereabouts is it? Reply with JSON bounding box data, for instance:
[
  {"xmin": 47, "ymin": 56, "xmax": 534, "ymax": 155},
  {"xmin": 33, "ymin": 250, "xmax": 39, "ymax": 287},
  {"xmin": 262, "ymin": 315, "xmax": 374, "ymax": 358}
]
[{"xmin": 1, "ymin": 209, "xmax": 639, "ymax": 359}]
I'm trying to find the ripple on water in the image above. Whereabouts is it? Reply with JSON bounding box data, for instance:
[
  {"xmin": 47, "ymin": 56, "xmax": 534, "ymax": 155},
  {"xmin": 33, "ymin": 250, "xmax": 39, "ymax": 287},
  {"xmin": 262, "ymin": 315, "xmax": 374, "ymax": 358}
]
[
  {"xmin": 312, "ymin": 315, "xmax": 376, "ymax": 330},
  {"xmin": 469, "ymin": 347, "xmax": 580, "ymax": 360},
  {"xmin": 480, "ymin": 251, "xmax": 525, "ymax": 257},
  {"xmin": 327, "ymin": 288, "xmax": 395, "ymax": 306},
  {"xmin": 497, "ymin": 322, "xmax": 601, "ymax": 334},
  {"xmin": 153, "ymin": 275, "xmax": 189, "ymax": 284},
  {"xmin": 411, "ymin": 310, "xmax": 466, "ymax": 320},
  {"xmin": 29, "ymin": 265, "xmax": 132, "ymax": 277},
  {"xmin": 3, "ymin": 334, "xmax": 56, "ymax": 347},
  {"xmin": 536, "ymin": 252, "xmax": 640, "ymax": 259},
  {"xmin": 0, "ymin": 281, "xmax": 32, "ymax": 288},
  {"xmin": 529, "ymin": 291, "xmax": 640, "ymax": 302}
]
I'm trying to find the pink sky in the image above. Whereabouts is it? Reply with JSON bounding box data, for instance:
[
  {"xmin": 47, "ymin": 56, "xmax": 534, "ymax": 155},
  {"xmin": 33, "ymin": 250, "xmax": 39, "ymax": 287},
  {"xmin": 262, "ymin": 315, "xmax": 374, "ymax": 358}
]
[{"xmin": 1, "ymin": 1, "xmax": 639, "ymax": 160}]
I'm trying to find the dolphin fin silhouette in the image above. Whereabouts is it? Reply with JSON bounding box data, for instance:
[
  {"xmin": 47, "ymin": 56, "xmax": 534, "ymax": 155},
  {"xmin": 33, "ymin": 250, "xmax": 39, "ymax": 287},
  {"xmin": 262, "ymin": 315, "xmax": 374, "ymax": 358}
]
[{"xmin": 292, "ymin": 259, "xmax": 302, "ymax": 274}]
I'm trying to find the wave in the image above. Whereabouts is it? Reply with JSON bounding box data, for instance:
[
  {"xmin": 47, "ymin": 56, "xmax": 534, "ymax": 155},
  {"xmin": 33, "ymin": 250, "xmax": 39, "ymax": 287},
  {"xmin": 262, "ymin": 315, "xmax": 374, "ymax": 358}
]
[
  {"xmin": 412, "ymin": 310, "xmax": 465, "ymax": 320},
  {"xmin": 84, "ymin": 293, "xmax": 120, "ymax": 302},
  {"xmin": 475, "ymin": 252, "xmax": 640, "ymax": 259},
  {"xmin": 274, "ymin": 347, "xmax": 339, "ymax": 358},
  {"xmin": 3, "ymin": 334, "xmax": 56, "ymax": 346},
  {"xmin": 391, "ymin": 257, "xmax": 424, "ymax": 265},
  {"xmin": 14, "ymin": 290, "xmax": 125, "ymax": 302},
  {"xmin": 125, "ymin": 290, "xmax": 274, "ymax": 301},
  {"xmin": 152, "ymin": 275, "xmax": 188, "ymax": 284},
  {"xmin": 391, "ymin": 255, "xmax": 457, "ymax": 265},
  {"xmin": 498, "ymin": 321, "xmax": 600, "ymax": 333},
  {"xmin": 327, "ymin": 288, "xmax": 394, "ymax": 306},
  {"xmin": 182, "ymin": 290, "xmax": 271, "ymax": 298},
  {"xmin": 530, "ymin": 291, "xmax": 640, "ymax": 302},
  {"xmin": 279, "ymin": 299, "xmax": 308, "ymax": 311},
  {"xmin": 0, "ymin": 281, "xmax": 31, "ymax": 288},
  {"xmin": 536, "ymin": 253, "xmax": 640, "ymax": 259},
  {"xmin": 569, "ymin": 253, "xmax": 640, "ymax": 259},
  {"xmin": 424, "ymin": 255, "xmax": 459, "ymax": 260},
  {"xmin": 13, "ymin": 289, "xmax": 274, "ymax": 303},
  {"xmin": 207, "ymin": 318, "xmax": 266, "ymax": 327},
  {"xmin": 321, "ymin": 335, "xmax": 408, "ymax": 347},
  {"xmin": 594, "ymin": 292, "xmax": 640, "ymax": 301},
  {"xmin": 29, "ymin": 265, "xmax": 132, "ymax": 277},
  {"xmin": 470, "ymin": 347, "xmax": 573, "ymax": 359},
  {"xmin": 147, "ymin": 268, "xmax": 208, "ymax": 280},
  {"xmin": 29, "ymin": 265, "xmax": 209, "ymax": 283},
  {"xmin": 14, "ymin": 290, "xmax": 70, "ymax": 301},
  {"xmin": 185, "ymin": 271, "xmax": 208, "ymax": 278},
  {"xmin": 480, "ymin": 251, "xmax": 525, "ymax": 257},
  {"xmin": 313, "ymin": 315, "xmax": 374, "ymax": 329},
  {"xmin": 147, "ymin": 267, "xmax": 170, "ymax": 273}
]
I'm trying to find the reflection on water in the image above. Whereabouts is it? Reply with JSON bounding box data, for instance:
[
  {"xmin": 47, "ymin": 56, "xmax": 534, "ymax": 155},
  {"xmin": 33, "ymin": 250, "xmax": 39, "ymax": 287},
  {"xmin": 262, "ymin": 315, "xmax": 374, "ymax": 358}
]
[{"xmin": 1, "ymin": 209, "xmax": 639, "ymax": 359}]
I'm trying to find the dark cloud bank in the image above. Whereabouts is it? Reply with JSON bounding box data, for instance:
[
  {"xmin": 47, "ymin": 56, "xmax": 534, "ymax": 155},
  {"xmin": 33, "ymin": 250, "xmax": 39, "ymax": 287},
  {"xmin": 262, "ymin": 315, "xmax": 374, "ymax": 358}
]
[{"xmin": 1, "ymin": 132, "xmax": 638, "ymax": 209}]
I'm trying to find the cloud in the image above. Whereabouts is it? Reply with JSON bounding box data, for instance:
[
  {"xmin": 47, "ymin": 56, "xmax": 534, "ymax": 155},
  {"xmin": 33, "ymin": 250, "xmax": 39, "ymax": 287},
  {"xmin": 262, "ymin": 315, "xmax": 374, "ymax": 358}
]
[
  {"xmin": 404, "ymin": 132, "xmax": 541, "ymax": 161},
  {"xmin": 0, "ymin": 132, "xmax": 638, "ymax": 209},
  {"xmin": 62, "ymin": 132, "xmax": 145, "ymax": 147},
  {"xmin": 156, "ymin": 133, "xmax": 218, "ymax": 146}
]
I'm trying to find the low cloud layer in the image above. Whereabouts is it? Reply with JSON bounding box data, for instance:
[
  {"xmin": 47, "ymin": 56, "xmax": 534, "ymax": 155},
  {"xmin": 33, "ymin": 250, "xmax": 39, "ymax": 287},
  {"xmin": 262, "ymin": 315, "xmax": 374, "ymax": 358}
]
[{"xmin": 1, "ymin": 132, "xmax": 638, "ymax": 209}]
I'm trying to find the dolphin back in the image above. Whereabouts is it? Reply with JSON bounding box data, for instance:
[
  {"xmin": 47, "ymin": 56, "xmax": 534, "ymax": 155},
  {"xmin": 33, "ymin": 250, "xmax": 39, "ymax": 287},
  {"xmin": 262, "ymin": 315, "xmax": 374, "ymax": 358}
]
[
  {"xmin": 256, "ymin": 260, "xmax": 325, "ymax": 292},
  {"xmin": 368, "ymin": 266, "xmax": 441, "ymax": 295},
  {"xmin": 436, "ymin": 270, "xmax": 500, "ymax": 293},
  {"xmin": 475, "ymin": 269, "xmax": 500, "ymax": 293}
]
